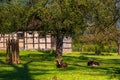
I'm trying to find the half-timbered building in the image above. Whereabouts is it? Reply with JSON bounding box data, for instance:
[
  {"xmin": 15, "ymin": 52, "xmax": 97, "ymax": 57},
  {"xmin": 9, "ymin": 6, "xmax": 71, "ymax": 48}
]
[{"xmin": 0, "ymin": 31, "xmax": 72, "ymax": 53}]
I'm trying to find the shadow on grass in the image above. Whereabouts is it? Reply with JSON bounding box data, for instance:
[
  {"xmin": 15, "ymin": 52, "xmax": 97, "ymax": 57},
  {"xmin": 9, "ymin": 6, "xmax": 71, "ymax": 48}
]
[
  {"xmin": 63, "ymin": 55, "xmax": 95, "ymax": 63},
  {"xmin": 63, "ymin": 54, "xmax": 120, "ymax": 79},
  {"xmin": 105, "ymin": 67, "xmax": 120, "ymax": 79},
  {"xmin": 0, "ymin": 60, "xmax": 33, "ymax": 80},
  {"xmin": 80, "ymin": 52, "xmax": 112, "ymax": 56},
  {"xmin": 0, "ymin": 59, "xmax": 57, "ymax": 80},
  {"xmin": 0, "ymin": 60, "xmax": 51, "ymax": 80},
  {"xmin": 20, "ymin": 53, "xmax": 54, "ymax": 62}
]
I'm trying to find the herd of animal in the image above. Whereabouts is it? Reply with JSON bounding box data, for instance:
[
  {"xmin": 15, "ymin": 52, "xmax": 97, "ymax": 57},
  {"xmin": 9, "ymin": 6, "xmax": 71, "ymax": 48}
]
[{"xmin": 55, "ymin": 58, "xmax": 100, "ymax": 68}]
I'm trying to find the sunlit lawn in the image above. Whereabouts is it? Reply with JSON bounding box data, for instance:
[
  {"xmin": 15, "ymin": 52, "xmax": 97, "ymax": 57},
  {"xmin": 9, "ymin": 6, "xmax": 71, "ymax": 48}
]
[{"xmin": 0, "ymin": 50, "xmax": 120, "ymax": 80}]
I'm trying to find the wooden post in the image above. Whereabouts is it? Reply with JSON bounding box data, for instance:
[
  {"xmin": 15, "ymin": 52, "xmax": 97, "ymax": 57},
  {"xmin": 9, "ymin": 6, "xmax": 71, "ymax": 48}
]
[
  {"xmin": 26, "ymin": 32, "xmax": 28, "ymax": 49},
  {"xmin": 14, "ymin": 40, "xmax": 17, "ymax": 64},
  {"xmin": 23, "ymin": 32, "xmax": 25, "ymax": 49},
  {"xmin": 33, "ymin": 31, "xmax": 35, "ymax": 49},
  {"xmin": 16, "ymin": 39, "xmax": 20, "ymax": 64},
  {"xmin": 38, "ymin": 34, "xmax": 40, "ymax": 50},
  {"xmin": 45, "ymin": 35, "xmax": 47, "ymax": 50},
  {"xmin": 6, "ymin": 39, "xmax": 9, "ymax": 64},
  {"xmin": 3, "ymin": 34, "xmax": 5, "ymax": 48}
]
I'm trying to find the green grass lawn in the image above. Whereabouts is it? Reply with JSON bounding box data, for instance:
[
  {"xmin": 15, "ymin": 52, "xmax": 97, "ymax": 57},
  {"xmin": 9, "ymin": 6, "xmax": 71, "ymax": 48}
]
[{"xmin": 0, "ymin": 51, "xmax": 120, "ymax": 80}]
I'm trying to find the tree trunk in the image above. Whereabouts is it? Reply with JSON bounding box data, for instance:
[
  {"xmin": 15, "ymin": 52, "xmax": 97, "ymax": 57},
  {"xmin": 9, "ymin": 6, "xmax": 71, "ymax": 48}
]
[
  {"xmin": 6, "ymin": 38, "xmax": 20, "ymax": 64},
  {"xmin": 118, "ymin": 43, "xmax": 120, "ymax": 55},
  {"xmin": 55, "ymin": 35, "xmax": 64, "ymax": 59}
]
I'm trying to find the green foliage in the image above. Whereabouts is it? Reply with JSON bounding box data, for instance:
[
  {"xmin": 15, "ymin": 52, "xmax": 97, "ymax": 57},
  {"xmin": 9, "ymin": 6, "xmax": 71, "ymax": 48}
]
[
  {"xmin": 72, "ymin": 43, "xmax": 117, "ymax": 53},
  {"xmin": 26, "ymin": 0, "xmax": 87, "ymax": 37},
  {"xmin": 78, "ymin": 55, "xmax": 88, "ymax": 60},
  {"xmin": 73, "ymin": 0, "xmax": 118, "ymax": 53},
  {"xmin": 0, "ymin": 2, "xmax": 27, "ymax": 34}
]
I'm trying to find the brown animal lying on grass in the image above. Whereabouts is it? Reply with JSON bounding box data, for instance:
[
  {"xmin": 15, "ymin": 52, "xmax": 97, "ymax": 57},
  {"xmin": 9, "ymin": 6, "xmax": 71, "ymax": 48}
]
[
  {"xmin": 87, "ymin": 59, "xmax": 100, "ymax": 67},
  {"xmin": 56, "ymin": 59, "xmax": 67, "ymax": 68}
]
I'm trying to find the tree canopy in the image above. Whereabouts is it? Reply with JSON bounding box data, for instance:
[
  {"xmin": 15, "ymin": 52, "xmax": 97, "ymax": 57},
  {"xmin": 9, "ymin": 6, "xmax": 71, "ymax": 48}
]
[
  {"xmin": 72, "ymin": 0, "xmax": 120, "ymax": 53},
  {"xmin": 0, "ymin": 0, "xmax": 27, "ymax": 34},
  {"xmin": 0, "ymin": 0, "xmax": 119, "ymax": 57}
]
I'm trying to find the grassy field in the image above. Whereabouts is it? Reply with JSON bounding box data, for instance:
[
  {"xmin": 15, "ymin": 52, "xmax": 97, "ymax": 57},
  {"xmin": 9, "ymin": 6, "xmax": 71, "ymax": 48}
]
[{"xmin": 0, "ymin": 50, "xmax": 120, "ymax": 80}]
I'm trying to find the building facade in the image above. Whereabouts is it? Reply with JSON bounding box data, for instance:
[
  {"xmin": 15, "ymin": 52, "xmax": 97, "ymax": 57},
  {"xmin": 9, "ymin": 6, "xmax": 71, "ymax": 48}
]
[{"xmin": 0, "ymin": 31, "xmax": 72, "ymax": 53}]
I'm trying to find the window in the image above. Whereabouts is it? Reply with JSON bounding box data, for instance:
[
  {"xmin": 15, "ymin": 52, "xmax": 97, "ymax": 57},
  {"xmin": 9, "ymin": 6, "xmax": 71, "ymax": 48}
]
[
  {"xmin": 17, "ymin": 33, "xmax": 24, "ymax": 39},
  {"xmin": 39, "ymin": 34, "xmax": 45, "ymax": 38},
  {"xmin": 28, "ymin": 31, "xmax": 33, "ymax": 35}
]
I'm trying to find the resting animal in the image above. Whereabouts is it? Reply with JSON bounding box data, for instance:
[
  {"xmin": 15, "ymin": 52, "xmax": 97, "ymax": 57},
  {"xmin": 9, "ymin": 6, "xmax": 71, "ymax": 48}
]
[
  {"xmin": 56, "ymin": 59, "xmax": 67, "ymax": 68},
  {"xmin": 87, "ymin": 59, "xmax": 100, "ymax": 67}
]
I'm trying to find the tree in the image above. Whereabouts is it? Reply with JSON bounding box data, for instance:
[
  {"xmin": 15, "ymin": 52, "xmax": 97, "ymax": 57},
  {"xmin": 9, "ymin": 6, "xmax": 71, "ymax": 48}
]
[
  {"xmin": 26, "ymin": 0, "xmax": 87, "ymax": 59},
  {"xmin": 0, "ymin": 0, "xmax": 27, "ymax": 64},
  {"xmin": 73, "ymin": 0, "xmax": 119, "ymax": 54},
  {"xmin": 0, "ymin": 1, "xmax": 27, "ymax": 34}
]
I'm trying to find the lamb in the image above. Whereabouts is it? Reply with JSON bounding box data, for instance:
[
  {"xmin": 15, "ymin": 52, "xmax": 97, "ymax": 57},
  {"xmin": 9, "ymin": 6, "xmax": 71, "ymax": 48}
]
[
  {"xmin": 87, "ymin": 59, "xmax": 100, "ymax": 67},
  {"xmin": 56, "ymin": 59, "xmax": 68, "ymax": 68}
]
